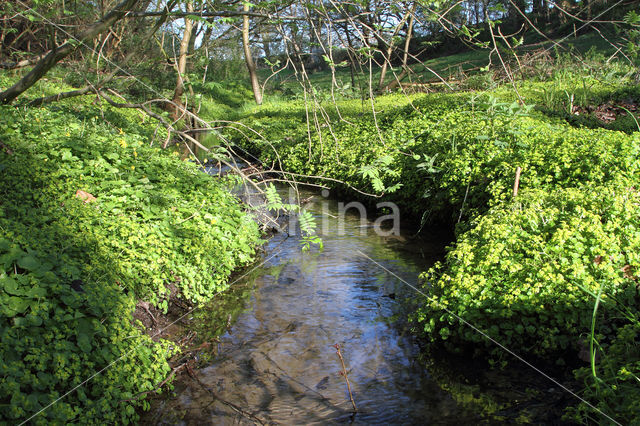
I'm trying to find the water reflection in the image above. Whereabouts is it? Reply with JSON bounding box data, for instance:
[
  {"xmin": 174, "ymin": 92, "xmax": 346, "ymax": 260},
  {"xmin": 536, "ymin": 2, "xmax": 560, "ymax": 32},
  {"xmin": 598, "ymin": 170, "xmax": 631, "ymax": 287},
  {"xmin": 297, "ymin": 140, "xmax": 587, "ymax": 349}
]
[{"xmin": 142, "ymin": 189, "xmax": 480, "ymax": 424}]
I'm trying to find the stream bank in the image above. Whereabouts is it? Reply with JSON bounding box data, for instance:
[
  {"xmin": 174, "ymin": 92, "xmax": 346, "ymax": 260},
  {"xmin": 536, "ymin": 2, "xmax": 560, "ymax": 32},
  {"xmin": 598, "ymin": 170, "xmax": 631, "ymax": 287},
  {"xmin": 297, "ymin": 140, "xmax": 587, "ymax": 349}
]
[
  {"xmin": 0, "ymin": 100, "xmax": 263, "ymax": 424},
  {"xmin": 228, "ymin": 88, "xmax": 640, "ymax": 423},
  {"xmin": 140, "ymin": 185, "xmax": 574, "ymax": 424}
]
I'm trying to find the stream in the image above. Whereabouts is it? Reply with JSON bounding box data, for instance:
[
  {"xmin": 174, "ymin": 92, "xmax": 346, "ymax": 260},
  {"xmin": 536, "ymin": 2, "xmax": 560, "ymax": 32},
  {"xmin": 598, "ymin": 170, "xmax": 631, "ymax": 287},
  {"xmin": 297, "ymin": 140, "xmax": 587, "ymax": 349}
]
[{"xmin": 141, "ymin": 183, "xmax": 567, "ymax": 424}]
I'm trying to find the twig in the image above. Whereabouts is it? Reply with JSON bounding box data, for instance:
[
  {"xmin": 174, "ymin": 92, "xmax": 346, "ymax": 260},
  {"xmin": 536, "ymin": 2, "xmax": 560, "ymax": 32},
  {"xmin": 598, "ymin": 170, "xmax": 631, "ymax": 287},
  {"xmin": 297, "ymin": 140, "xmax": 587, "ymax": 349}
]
[
  {"xmin": 333, "ymin": 343, "xmax": 357, "ymax": 413},
  {"xmin": 138, "ymin": 301, "xmax": 157, "ymax": 326},
  {"xmin": 176, "ymin": 199, "xmax": 206, "ymax": 224},
  {"xmin": 0, "ymin": 53, "xmax": 48, "ymax": 70},
  {"xmin": 186, "ymin": 364, "xmax": 267, "ymax": 425},
  {"xmin": 486, "ymin": 15, "xmax": 524, "ymax": 105},
  {"xmin": 513, "ymin": 166, "xmax": 522, "ymax": 198},
  {"xmin": 458, "ymin": 179, "xmax": 471, "ymax": 224}
]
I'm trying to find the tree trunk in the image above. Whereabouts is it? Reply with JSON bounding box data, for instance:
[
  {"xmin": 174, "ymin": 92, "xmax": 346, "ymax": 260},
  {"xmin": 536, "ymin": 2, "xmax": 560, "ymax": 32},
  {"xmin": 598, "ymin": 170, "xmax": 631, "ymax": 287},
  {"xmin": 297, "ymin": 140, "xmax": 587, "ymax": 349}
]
[
  {"xmin": 556, "ymin": 0, "xmax": 568, "ymax": 24},
  {"xmin": 541, "ymin": 0, "xmax": 550, "ymax": 23},
  {"xmin": 0, "ymin": 0, "xmax": 140, "ymax": 104},
  {"xmin": 402, "ymin": 3, "xmax": 417, "ymax": 70},
  {"xmin": 171, "ymin": 1, "xmax": 194, "ymax": 121},
  {"xmin": 377, "ymin": 43, "xmax": 392, "ymax": 90},
  {"xmin": 531, "ymin": 0, "xmax": 539, "ymax": 24},
  {"xmin": 377, "ymin": 6, "xmax": 412, "ymax": 91},
  {"xmin": 187, "ymin": 22, "xmax": 199, "ymax": 68},
  {"xmin": 381, "ymin": 4, "xmax": 417, "ymax": 94},
  {"xmin": 201, "ymin": 24, "xmax": 213, "ymax": 51},
  {"xmin": 243, "ymin": 2, "xmax": 262, "ymax": 105},
  {"xmin": 509, "ymin": 0, "xmax": 526, "ymax": 26},
  {"xmin": 344, "ymin": 25, "xmax": 357, "ymax": 90}
]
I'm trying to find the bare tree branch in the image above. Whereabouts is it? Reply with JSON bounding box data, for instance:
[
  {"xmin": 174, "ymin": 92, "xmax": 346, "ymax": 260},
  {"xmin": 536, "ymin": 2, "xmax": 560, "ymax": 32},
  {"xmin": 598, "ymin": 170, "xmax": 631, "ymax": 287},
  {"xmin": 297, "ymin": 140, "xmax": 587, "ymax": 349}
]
[
  {"xmin": 0, "ymin": 0, "xmax": 141, "ymax": 104},
  {"xmin": 0, "ymin": 53, "xmax": 48, "ymax": 70}
]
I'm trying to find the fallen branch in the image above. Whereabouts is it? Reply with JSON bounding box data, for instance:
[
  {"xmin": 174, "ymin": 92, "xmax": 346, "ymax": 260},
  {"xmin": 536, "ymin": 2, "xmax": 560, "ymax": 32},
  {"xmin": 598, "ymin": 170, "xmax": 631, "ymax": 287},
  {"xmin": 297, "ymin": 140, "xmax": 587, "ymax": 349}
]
[
  {"xmin": 22, "ymin": 85, "xmax": 326, "ymax": 233},
  {"xmin": 333, "ymin": 343, "xmax": 357, "ymax": 413},
  {"xmin": 185, "ymin": 363, "xmax": 267, "ymax": 425},
  {"xmin": 87, "ymin": 89, "xmax": 279, "ymax": 218},
  {"xmin": 0, "ymin": 53, "xmax": 48, "ymax": 70},
  {"xmin": 96, "ymin": 89, "xmax": 173, "ymax": 137},
  {"xmin": 27, "ymin": 86, "xmax": 94, "ymax": 107},
  {"xmin": 0, "ymin": 0, "xmax": 141, "ymax": 104},
  {"xmin": 381, "ymin": 67, "xmax": 411, "ymax": 92}
]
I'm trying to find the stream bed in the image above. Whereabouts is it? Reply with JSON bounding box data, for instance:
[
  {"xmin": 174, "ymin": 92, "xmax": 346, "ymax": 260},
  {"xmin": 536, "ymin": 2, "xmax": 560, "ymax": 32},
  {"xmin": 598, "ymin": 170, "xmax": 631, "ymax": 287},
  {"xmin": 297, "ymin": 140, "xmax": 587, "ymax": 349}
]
[{"xmin": 141, "ymin": 186, "xmax": 569, "ymax": 424}]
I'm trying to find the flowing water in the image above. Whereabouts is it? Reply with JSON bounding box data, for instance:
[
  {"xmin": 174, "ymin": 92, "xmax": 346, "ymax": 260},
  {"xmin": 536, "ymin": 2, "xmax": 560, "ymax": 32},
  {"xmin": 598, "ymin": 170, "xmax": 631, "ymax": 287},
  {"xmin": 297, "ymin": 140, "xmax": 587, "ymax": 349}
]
[{"xmin": 141, "ymin": 186, "xmax": 567, "ymax": 424}]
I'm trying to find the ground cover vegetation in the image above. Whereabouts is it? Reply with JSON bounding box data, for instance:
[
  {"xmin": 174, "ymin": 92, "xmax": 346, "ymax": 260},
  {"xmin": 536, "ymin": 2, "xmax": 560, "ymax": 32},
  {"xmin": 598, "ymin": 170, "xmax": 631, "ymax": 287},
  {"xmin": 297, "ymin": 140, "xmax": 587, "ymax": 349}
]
[
  {"xmin": 0, "ymin": 77, "xmax": 261, "ymax": 423},
  {"xmin": 1, "ymin": 0, "xmax": 639, "ymax": 423},
  {"xmin": 227, "ymin": 34, "xmax": 640, "ymax": 426}
]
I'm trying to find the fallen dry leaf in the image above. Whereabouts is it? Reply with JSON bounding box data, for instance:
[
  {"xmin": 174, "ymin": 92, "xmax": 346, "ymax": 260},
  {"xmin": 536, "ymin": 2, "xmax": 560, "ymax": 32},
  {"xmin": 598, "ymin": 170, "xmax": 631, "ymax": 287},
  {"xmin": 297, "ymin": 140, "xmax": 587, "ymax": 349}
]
[
  {"xmin": 622, "ymin": 264, "xmax": 636, "ymax": 280},
  {"xmin": 75, "ymin": 190, "xmax": 96, "ymax": 203}
]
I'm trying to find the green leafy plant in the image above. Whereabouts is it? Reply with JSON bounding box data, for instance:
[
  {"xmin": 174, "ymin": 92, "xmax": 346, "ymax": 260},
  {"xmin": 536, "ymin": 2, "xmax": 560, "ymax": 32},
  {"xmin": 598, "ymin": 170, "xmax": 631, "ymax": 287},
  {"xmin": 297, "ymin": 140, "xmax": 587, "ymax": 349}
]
[
  {"xmin": 298, "ymin": 210, "xmax": 323, "ymax": 252},
  {"xmin": 0, "ymin": 238, "xmax": 176, "ymax": 424},
  {"xmin": 262, "ymin": 184, "xmax": 322, "ymax": 251},
  {"xmin": 0, "ymin": 78, "xmax": 262, "ymax": 422},
  {"xmin": 359, "ymin": 155, "xmax": 403, "ymax": 193},
  {"xmin": 229, "ymin": 76, "xmax": 640, "ymax": 422}
]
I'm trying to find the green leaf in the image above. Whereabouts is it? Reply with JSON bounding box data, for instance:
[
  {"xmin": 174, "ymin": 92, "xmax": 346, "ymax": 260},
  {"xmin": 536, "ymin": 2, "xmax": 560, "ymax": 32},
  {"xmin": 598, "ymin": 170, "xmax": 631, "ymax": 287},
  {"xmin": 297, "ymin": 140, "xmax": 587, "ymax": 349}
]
[
  {"xmin": 27, "ymin": 314, "xmax": 43, "ymax": 326},
  {"xmin": 0, "ymin": 246, "xmax": 25, "ymax": 269},
  {"xmin": 77, "ymin": 332, "xmax": 92, "ymax": 353},
  {"xmin": 5, "ymin": 296, "xmax": 30, "ymax": 315},
  {"xmin": 0, "ymin": 239, "xmax": 10, "ymax": 251},
  {"xmin": 2, "ymin": 276, "xmax": 22, "ymax": 295},
  {"xmin": 26, "ymin": 286, "xmax": 47, "ymax": 298},
  {"xmin": 17, "ymin": 255, "xmax": 40, "ymax": 271}
]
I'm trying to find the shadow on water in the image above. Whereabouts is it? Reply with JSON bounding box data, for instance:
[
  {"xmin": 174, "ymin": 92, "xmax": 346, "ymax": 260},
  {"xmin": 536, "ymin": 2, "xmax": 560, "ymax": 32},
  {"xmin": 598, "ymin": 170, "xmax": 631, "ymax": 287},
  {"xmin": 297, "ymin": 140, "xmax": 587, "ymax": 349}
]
[{"xmin": 141, "ymin": 185, "xmax": 573, "ymax": 425}]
